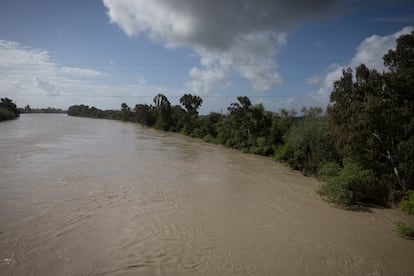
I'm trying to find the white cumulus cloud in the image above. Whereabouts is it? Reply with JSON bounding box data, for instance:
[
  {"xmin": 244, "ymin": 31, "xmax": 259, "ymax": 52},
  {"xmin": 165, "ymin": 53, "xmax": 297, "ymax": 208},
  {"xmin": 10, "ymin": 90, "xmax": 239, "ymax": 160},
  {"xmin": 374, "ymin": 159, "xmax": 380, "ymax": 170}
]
[
  {"xmin": 103, "ymin": 0, "xmax": 344, "ymax": 94},
  {"xmin": 0, "ymin": 39, "xmax": 173, "ymax": 109},
  {"xmin": 296, "ymin": 26, "xmax": 414, "ymax": 110},
  {"xmin": 0, "ymin": 40, "xmax": 56, "ymax": 77},
  {"xmin": 32, "ymin": 76, "xmax": 60, "ymax": 96}
]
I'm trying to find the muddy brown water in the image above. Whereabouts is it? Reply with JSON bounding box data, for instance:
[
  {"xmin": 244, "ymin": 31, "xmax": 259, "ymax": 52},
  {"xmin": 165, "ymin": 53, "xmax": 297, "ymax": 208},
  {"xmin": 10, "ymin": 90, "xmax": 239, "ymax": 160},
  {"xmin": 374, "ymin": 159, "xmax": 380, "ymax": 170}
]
[{"xmin": 0, "ymin": 114, "xmax": 413, "ymax": 275}]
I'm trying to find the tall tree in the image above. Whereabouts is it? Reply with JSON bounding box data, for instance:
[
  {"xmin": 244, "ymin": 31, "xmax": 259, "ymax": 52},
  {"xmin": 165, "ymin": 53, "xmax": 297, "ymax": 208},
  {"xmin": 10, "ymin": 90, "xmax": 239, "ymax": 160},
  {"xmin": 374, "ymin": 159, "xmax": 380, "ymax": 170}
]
[
  {"xmin": 328, "ymin": 31, "xmax": 414, "ymax": 193},
  {"xmin": 179, "ymin": 93, "xmax": 203, "ymax": 116},
  {"xmin": 153, "ymin": 93, "xmax": 172, "ymax": 130},
  {"xmin": 120, "ymin": 103, "xmax": 131, "ymax": 121},
  {"xmin": 178, "ymin": 93, "xmax": 203, "ymax": 134},
  {"xmin": 153, "ymin": 93, "xmax": 170, "ymax": 108}
]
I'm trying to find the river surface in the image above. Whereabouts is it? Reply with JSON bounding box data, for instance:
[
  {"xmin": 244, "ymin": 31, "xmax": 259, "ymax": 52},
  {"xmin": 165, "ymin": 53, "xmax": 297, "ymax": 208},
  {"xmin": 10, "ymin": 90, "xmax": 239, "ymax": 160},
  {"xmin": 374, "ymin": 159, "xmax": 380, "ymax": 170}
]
[{"xmin": 0, "ymin": 114, "xmax": 413, "ymax": 275}]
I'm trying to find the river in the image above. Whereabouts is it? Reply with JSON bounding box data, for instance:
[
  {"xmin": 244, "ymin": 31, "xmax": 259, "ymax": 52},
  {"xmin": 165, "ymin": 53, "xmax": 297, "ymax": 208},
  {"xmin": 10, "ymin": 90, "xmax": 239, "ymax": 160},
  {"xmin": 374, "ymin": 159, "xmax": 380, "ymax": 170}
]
[{"xmin": 0, "ymin": 114, "xmax": 413, "ymax": 275}]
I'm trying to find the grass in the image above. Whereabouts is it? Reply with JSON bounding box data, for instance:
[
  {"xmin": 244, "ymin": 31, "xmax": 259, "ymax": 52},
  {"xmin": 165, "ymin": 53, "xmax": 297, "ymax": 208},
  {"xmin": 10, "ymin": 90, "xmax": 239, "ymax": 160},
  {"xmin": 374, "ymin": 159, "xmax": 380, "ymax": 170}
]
[{"xmin": 395, "ymin": 221, "xmax": 414, "ymax": 239}]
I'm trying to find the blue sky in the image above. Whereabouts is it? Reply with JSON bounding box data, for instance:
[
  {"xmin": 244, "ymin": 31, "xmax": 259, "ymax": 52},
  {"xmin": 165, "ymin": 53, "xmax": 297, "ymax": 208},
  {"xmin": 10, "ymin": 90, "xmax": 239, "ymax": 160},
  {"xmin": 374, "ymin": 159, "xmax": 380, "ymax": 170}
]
[{"xmin": 0, "ymin": 0, "xmax": 413, "ymax": 113}]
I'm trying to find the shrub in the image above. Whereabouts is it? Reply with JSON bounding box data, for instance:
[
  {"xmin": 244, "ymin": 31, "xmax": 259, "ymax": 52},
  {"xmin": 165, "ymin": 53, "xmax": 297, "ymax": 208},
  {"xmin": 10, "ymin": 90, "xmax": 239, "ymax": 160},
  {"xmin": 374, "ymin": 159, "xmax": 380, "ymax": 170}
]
[
  {"xmin": 0, "ymin": 106, "xmax": 16, "ymax": 121},
  {"xmin": 317, "ymin": 160, "xmax": 376, "ymax": 205},
  {"xmin": 251, "ymin": 137, "xmax": 274, "ymax": 156},
  {"xmin": 277, "ymin": 108, "xmax": 338, "ymax": 175},
  {"xmin": 395, "ymin": 221, "xmax": 414, "ymax": 239},
  {"xmin": 317, "ymin": 162, "xmax": 340, "ymax": 181},
  {"xmin": 203, "ymin": 134, "xmax": 217, "ymax": 144},
  {"xmin": 273, "ymin": 144, "xmax": 288, "ymax": 161},
  {"xmin": 401, "ymin": 190, "xmax": 414, "ymax": 215}
]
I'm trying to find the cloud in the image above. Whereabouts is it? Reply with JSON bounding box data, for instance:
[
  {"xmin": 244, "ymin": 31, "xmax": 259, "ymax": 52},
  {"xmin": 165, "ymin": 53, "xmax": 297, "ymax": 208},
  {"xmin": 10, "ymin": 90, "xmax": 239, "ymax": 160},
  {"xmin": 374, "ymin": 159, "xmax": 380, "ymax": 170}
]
[
  {"xmin": 33, "ymin": 76, "xmax": 60, "ymax": 96},
  {"xmin": 0, "ymin": 39, "xmax": 60, "ymax": 102},
  {"xmin": 103, "ymin": 0, "xmax": 344, "ymax": 93},
  {"xmin": 61, "ymin": 67, "xmax": 104, "ymax": 77},
  {"xmin": 185, "ymin": 32, "xmax": 285, "ymax": 93},
  {"xmin": 103, "ymin": 0, "xmax": 342, "ymax": 49},
  {"xmin": 187, "ymin": 65, "xmax": 228, "ymax": 95},
  {"xmin": 0, "ymin": 39, "xmax": 173, "ymax": 109},
  {"xmin": 0, "ymin": 40, "xmax": 56, "ymax": 77},
  {"xmin": 296, "ymin": 26, "xmax": 414, "ymax": 110},
  {"xmin": 349, "ymin": 26, "xmax": 414, "ymax": 69}
]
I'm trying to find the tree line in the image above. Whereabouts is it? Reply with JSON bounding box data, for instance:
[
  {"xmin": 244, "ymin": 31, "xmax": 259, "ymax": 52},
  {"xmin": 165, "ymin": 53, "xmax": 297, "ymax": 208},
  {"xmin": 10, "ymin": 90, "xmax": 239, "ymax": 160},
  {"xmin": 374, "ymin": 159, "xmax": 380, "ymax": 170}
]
[
  {"xmin": 0, "ymin": 98, "xmax": 20, "ymax": 122},
  {"xmin": 19, "ymin": 105, "xmax": 66, "ymax": 114},
  {"xmin": 68, "ymin": 32, "xmax": 414, "ymax": 207}
]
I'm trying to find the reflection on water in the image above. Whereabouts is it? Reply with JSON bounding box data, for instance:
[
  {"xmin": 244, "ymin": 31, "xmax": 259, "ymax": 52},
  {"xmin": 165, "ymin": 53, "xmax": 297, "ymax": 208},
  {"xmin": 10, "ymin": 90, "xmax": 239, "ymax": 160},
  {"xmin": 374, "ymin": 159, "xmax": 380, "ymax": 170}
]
[{"xmin": 0, "ymin": 114, "xmax": 413, "ymax": 275}]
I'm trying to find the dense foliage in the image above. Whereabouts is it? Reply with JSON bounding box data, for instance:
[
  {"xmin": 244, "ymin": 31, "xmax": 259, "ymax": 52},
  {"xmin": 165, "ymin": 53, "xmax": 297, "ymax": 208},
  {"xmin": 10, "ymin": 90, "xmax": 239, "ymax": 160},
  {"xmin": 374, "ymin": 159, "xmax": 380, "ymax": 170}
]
[
  {"xmin": 0, "ymin": 98, "xmax": 20, "ymax": 122},
  {"xmin": 277, "ymin": 107, "xmax": 337, "ymax": 175},
  {"xmin": 68, "ymin": 95, "xmax": 300, "ymax": 158},
  {"xmin": 400, "ymin": 190, "xmax": 414, "ymax": 215},
  {"xmin": 19, "ymin": 105, "xmax": 66, "ymax": 114},
  {"xmin": 68, "ymin": 32, "xmax": 414, "ymax": 207},
  {"xmin": 324, "ymin": 31, "xmax": 414, "ymax": 205},
  {"xmin": 317, "ymin": 160, "xmax": 379, "ymax": 205}
]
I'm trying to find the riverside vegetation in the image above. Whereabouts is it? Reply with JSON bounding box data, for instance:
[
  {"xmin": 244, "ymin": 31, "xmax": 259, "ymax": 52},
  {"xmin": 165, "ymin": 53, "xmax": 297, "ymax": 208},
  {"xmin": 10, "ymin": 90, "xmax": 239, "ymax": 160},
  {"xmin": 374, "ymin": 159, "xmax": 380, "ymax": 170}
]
[
  {"xmin": 67, "ymin": 33, "xmax": 414, "ymax": 234},
  {"xmin": 0, "ymin": 98, "xmax": 20, "ymax": 122}
]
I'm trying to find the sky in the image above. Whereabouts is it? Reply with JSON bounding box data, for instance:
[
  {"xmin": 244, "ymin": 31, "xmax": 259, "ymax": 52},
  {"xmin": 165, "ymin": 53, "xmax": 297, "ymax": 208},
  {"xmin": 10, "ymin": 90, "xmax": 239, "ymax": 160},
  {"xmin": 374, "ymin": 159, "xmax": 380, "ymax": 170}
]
[{"xmin": 0, "ymin": 0, "xmax": 413, "ymax": 113}]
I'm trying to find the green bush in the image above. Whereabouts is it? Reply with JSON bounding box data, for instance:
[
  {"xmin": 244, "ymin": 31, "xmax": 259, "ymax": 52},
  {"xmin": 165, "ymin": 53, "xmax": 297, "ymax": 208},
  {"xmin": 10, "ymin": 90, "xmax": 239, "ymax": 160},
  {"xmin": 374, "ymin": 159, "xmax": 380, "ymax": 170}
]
[
  {"xmin": 317, "ymin": 162, "xmax": 340, "ymax": 181},
  {"xmin": 401, "ymin": 190, "xmax": 414, "ymax": 215},
  {"xmin": 273, "ymin": 144, "xmax": 288, "ymax": 160},
  {"xmin": 395, "ymin": 221, "xmax": 414, "ymax": 239},
  {"xmin": 251, "ymin": 137, "xmax": 274, "ymax": 156},
  {"xmin": 277, "ymin": 108, "xmax": 338, "ymax": 175},
  {"xmin": 0, "ymin": 106, "xmax": 17, "ymax": 121},
  {"xmin": 317, "ymin": 160, "xmax": 376, "ymax": 205},
  {"xmin": 203, "ymin": 134, "xmax": 218, "ymax": 144}
]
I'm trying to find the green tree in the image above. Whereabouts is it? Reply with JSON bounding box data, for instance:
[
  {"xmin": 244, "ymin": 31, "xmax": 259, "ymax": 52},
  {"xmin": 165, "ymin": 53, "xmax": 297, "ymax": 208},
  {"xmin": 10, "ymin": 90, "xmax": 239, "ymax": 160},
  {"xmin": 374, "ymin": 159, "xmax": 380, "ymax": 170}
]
[
  {"xmin": 179, "ymin": 93, "xmax": 203, "ymax": 116},
  {"xmin": 219, "ymin": 96, "xmax": 253, "ymax": 149},
  {"xmin": 278, "ymin": 107, "xmax": 337, "ymax": 174},
  {"xmin": 248, "ymin": 104, "xmax": 274, "ymax": 155},
  {"xmin": 170, "ymin": 105, "xmax": 186, "ymax": 132},
  {"xmin": 0, "ymin": 98, "xmax": 20, "ymax": 121},
  {"xmin": 328, "ymin": 31, "xmax": 414, "ymax": 194},
  {"xmin": 134, "ymin": 104, "xmax": 155, "ymax": 126},
  {"xmin": 153, "ymin": 93, "xmax": 170, "ymax": 108},
  {"xmin": 120, "ymin": 103, "xmax": 132, "ymax": 121},
  {"xmin": 153, "ymin": 93, "xmax": 172, "ymax": 130},
  {"xmin": 196, "ymin": 112, "xmax": 223, "ymax": 142},
  {"xmin": 269, "ymin": 109, "xmax": 296, "ymax": 146},
  {"xmin": 178, "ymin": 93, "xmax": 203, "ymax": 135}
]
